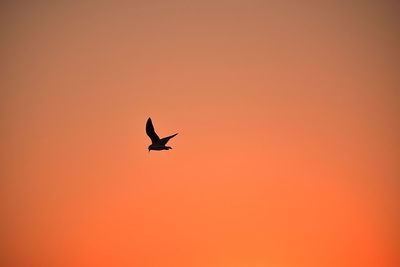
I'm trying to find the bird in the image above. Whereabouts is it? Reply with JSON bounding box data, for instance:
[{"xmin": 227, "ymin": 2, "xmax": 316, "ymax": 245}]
[{"xmin": 146, "ymin": 117, "xmax": 178, "ymax": 152}]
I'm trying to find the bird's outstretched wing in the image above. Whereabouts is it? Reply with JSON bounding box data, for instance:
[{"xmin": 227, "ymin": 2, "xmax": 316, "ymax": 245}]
[
  {"xmin": 160, "ymin": 133, "xmax": 178, "ymax": 145},
  {"xmin": 146, "ymin": 118, "xmax": 160, "ymax": 143}
]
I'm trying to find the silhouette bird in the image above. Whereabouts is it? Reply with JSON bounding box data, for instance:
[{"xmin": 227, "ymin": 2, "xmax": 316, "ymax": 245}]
[{"xmin": 146, "ymin": 117, "xmax": 178, "ymax": 152}]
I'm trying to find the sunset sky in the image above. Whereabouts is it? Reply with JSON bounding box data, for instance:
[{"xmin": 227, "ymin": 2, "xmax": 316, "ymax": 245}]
[{"xmin": 1, "ymin": 1, "xmax": 399, "ymax": 267}]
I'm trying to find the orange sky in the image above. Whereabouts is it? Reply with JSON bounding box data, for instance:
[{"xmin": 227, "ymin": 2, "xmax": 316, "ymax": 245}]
[{"xmin": 1, "ymin": 1, "xmax": 399, "ymax": 267}]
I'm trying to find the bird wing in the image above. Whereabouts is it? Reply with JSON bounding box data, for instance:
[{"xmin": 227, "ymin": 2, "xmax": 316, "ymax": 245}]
[
  {"xmin": 160, "ymin": 133, "xmax": 178, "ymax": 145},
  {"xmin": 146, "ymin": 118, "xmax": 160, "ymax": 143}
]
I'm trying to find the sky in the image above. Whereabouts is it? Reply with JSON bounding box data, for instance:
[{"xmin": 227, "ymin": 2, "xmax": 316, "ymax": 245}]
[{"xmin": 1, "ymin": 1, "xmax": 399, "ymax": 267}]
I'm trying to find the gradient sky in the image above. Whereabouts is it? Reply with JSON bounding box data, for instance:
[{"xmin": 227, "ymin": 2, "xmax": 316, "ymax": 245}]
[{"xmin": 1, "ymin": 1, "xmax": 399, "ymax": 267}]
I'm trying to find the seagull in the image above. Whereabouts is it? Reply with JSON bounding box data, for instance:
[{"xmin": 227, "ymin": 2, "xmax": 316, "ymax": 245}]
[{"xmin": 146, "ymin": 117, "xmax": 178, "ymax": 152}]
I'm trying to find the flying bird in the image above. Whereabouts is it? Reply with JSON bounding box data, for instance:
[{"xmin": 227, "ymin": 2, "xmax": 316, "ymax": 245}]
[{"xmin": 146, "ymin": 117, "xmax": 178, "ymax": 152}]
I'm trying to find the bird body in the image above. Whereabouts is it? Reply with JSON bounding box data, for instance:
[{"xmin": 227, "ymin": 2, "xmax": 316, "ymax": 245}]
[{"xmin": 146, "ymin": 118, "xmax": 178, "ymax": 151}]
